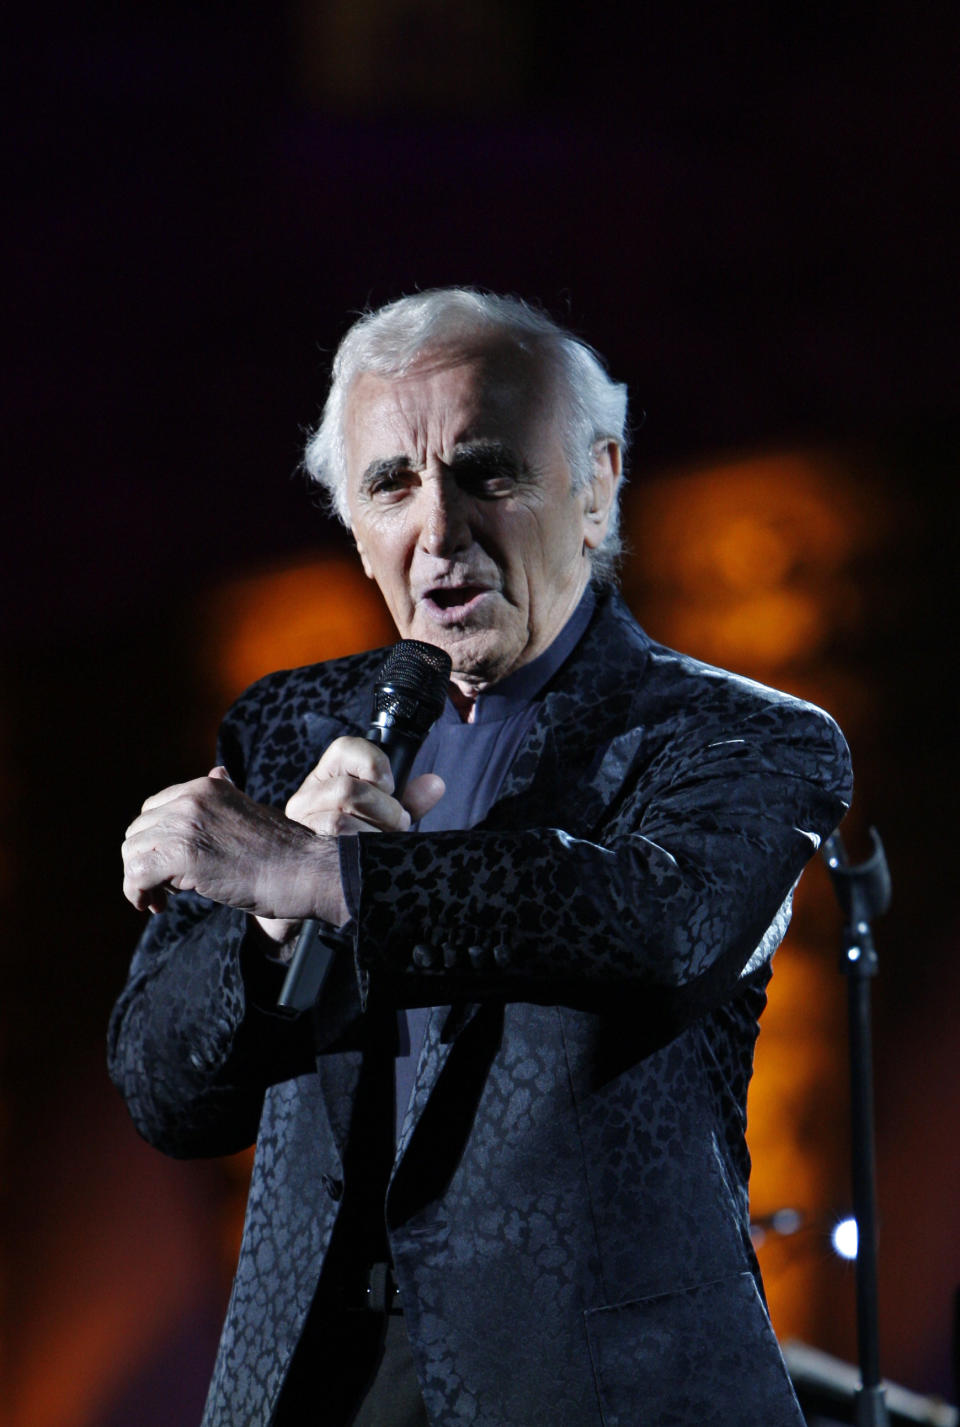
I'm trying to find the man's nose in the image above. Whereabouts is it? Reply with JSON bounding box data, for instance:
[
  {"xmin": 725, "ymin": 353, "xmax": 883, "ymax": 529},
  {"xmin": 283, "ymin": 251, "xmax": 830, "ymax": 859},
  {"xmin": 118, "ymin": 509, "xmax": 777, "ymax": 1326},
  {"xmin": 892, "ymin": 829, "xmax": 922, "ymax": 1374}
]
[{"xmin": 418, "ymin": 471, "xmax": 472, "ymax": 557}]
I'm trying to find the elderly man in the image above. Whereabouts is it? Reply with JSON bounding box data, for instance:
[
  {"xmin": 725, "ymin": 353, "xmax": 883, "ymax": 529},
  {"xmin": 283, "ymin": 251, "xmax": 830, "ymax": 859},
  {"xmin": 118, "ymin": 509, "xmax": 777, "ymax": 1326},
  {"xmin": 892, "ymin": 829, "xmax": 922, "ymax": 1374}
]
[{"xmin": 111, "ymin": 289, "xmax": 852, "ymax": 1426}]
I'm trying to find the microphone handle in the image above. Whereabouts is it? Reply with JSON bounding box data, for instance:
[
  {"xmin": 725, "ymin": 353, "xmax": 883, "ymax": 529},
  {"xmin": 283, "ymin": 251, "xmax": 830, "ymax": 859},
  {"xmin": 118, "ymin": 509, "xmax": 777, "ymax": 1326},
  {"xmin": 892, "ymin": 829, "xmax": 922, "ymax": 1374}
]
[{"xmin": 276, "ymin": 726, "xmax": 421, "ymax": 1016}]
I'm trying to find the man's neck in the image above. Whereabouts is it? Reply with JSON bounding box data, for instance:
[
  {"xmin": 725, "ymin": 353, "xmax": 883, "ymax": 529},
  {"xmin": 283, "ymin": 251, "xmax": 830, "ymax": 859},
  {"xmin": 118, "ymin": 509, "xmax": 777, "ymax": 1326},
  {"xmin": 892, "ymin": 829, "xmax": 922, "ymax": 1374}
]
[{"xmin": 447, "ymin": 682, "xmax": 481, "ymax": 723}]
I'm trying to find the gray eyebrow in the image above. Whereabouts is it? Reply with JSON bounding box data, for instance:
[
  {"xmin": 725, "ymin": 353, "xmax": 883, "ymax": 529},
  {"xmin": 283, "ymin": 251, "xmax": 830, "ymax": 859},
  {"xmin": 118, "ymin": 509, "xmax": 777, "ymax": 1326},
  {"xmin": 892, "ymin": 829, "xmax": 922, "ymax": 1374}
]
[
  {"xmin": 448, "ymin": 440, "xmax": 523, "ymax": 469},
  {"xmin": 358, "ymin": 456, "xmax": 410, "ymax": 493},
  {"xmin": 358, "ymin": 442, "xmax": 526, "ymax": 493}
]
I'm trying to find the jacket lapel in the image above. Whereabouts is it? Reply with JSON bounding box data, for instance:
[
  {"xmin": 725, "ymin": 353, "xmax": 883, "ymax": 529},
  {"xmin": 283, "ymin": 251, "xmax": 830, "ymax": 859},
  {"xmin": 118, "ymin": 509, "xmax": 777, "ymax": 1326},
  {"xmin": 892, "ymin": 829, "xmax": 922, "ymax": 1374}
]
[
  {"xmin": 389, "ymin": 591, "xmax": 653, "ymax": 1168},
  {"xmin": 488, "ymin": 592, "xmax": 653, "ymax": 838},
  {"xmin": 393, "ymin": 1006, "xmax": 448, "ymax": 1165}
]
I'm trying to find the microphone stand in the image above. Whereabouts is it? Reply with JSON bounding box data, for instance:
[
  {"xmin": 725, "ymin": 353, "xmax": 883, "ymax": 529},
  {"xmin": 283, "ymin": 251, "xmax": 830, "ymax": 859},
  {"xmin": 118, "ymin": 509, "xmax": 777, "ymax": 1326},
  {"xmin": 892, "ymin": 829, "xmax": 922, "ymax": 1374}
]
[{"xmin": 822, "ymin": 827, "xmax": 892, "ymax": 1427}]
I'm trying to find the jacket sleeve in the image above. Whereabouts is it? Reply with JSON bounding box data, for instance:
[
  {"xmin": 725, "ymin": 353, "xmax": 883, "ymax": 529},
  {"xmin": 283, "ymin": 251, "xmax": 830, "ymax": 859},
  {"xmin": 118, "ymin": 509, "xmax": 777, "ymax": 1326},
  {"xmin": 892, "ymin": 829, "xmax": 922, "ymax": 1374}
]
[
  {"xmin": 351, "ymin": 697, "xmax": 852, "ymax": 1015},
  {"xmin": 106, "ymin": 681, "xmax": 319, "ymax": 1160}
]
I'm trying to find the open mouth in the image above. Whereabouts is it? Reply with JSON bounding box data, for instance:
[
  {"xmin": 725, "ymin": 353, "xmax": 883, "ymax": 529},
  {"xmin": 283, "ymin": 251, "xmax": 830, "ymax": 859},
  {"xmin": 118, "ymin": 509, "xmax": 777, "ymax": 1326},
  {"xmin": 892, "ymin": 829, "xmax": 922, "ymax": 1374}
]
[
  {"xmin": 421, "ymin": 584, "xmax": 495, "ymax": 621},
  {"xmin": 428, "ymin": 585, "xmax": 487, "ymax": 610}
]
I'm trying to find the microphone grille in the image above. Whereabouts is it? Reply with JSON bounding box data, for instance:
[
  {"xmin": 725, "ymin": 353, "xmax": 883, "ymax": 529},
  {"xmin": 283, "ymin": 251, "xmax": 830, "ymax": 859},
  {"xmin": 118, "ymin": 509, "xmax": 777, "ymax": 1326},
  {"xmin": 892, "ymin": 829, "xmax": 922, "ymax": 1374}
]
[{"xmin": 370, "ymin": 639, "xmax": 452, "ymax": 732}]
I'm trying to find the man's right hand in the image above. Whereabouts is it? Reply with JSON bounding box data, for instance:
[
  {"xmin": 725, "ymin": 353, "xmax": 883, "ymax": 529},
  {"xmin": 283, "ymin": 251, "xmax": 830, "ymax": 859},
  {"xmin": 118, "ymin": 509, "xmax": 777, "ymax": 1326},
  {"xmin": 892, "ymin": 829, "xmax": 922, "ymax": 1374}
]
[
  {"xmin": 285, "ymin": 736, "xmax": 444, "ymax": 835},
  {"xmin": 255, "ymin": 737, "xmax": 445, "ymax": 942}
]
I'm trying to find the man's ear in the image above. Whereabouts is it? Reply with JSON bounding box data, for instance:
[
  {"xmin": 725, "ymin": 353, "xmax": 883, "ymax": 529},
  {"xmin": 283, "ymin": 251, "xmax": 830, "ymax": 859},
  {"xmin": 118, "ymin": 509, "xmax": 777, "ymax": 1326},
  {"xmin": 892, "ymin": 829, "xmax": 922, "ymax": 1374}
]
[
  {"xmin": 353, "ymin": 533, "xmax": 375, "ymax": 580},
  {"xmin": 582, "ymin": 440, "xmax": 622, "ymax": 550}
]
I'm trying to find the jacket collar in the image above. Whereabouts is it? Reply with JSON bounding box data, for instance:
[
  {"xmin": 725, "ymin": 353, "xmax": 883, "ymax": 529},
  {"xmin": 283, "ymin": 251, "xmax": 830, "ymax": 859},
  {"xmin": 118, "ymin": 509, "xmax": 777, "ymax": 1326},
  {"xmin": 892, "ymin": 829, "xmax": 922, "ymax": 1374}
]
[{"xmin": 488, "ymin": 587, "xmax": 652, "ymax": 833}]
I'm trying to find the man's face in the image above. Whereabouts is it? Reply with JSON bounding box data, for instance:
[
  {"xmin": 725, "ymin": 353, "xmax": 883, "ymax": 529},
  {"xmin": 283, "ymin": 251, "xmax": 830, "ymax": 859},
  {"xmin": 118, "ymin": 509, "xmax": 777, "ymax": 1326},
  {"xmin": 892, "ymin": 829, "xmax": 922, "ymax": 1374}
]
[{"xmin": 343, "ymin": 344, "xmax": 614, "ymax": 691}]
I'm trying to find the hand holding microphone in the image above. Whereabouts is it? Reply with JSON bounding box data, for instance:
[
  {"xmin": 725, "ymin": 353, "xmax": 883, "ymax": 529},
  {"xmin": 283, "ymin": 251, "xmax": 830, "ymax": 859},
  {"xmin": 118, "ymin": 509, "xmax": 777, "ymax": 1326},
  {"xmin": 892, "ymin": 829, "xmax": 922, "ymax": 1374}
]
[{"xmin": 277, "ymin": 639, "xmax": 452, "ymax": 1014}]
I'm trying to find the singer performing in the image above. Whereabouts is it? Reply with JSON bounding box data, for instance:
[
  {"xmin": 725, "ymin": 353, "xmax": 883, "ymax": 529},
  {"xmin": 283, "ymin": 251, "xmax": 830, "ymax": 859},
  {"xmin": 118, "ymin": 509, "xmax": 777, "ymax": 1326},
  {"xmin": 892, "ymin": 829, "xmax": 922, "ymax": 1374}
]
[{"xmin": 111, "ymin": 289, "xmax": 853, "ymax": 1427}]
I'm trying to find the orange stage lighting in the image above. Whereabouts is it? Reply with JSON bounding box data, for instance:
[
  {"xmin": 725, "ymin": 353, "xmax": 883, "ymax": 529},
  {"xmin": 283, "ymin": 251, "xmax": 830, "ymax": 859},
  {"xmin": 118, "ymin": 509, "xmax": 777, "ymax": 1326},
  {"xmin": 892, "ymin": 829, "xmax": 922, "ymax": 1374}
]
[
  {"xmin": 625, "ymin": 448, "xmax": 886, "ymax": 1350},
  {"xmin": 199, "ymin": 555, "xmax": 396, "ymax": 707}
]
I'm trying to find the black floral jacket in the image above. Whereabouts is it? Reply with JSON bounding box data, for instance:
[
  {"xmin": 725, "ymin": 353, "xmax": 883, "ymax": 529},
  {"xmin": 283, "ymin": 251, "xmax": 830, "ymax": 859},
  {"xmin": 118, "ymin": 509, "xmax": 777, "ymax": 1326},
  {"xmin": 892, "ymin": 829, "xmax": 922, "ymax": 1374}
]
[{"xmin": 108, "ymin": 589, "xmax": 852, "ymax": 1426}]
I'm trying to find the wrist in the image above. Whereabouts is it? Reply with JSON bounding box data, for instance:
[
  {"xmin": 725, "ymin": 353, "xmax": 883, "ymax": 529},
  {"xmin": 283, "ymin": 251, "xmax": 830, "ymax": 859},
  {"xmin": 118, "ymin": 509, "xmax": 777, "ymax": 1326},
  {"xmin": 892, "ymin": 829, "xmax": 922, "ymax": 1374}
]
[
  {"xmin": 257, "ymin": 827, "xmax": 348, "ymax": 926},
  {"xmin": 310, "ymin": 834, "xmax": 349, "ymax": 925}
]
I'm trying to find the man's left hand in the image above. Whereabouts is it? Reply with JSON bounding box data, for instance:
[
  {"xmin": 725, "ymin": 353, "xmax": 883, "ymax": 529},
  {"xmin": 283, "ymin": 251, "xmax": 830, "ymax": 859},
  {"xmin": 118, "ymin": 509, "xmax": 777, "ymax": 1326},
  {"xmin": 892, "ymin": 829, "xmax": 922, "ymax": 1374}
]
[{"xmin": 122, "ymin": 767, "xmax": 346, "ymax": 923}]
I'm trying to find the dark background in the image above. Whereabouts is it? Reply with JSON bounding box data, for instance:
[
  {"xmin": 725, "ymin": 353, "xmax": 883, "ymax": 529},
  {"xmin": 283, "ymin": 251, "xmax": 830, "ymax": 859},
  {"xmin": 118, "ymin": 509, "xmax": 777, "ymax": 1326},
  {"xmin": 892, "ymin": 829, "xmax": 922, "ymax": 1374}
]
[{"xmin": 3, "ymin": 4, "xmax": 958, "ymax": 1423}]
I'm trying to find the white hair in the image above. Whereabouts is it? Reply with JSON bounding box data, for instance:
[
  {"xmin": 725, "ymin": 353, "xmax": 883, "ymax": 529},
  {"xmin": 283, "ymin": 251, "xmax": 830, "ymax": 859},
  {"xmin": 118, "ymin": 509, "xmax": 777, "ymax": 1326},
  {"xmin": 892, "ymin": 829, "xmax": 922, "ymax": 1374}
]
[{"xmin": 304, "ymin": 288, "xmax": 629, "ymax": 583}]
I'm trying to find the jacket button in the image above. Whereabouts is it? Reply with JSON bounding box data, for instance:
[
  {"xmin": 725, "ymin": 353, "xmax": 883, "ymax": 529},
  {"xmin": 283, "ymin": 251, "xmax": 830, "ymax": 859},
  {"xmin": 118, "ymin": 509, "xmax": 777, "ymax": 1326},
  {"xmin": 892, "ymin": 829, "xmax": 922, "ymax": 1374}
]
[{"xmin": 321, "ymin": 1174, "xmax": 344, "ymax": 1201}]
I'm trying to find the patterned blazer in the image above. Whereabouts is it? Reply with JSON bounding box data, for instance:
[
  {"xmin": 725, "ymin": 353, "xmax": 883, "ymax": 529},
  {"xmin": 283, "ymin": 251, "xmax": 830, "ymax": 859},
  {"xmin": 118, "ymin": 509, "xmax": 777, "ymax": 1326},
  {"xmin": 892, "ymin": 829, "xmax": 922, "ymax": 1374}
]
[{"xmin": 108, "ymin": 589, "xmax": 852, "ymax": 1426}]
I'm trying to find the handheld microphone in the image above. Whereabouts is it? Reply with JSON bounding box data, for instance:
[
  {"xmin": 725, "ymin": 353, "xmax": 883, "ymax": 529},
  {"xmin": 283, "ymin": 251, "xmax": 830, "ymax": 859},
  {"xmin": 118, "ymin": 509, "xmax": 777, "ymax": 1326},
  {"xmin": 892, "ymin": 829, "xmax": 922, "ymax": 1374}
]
[{"xmin": 276, "ymin": 639, "xmax": 452, "ymax": 1015}]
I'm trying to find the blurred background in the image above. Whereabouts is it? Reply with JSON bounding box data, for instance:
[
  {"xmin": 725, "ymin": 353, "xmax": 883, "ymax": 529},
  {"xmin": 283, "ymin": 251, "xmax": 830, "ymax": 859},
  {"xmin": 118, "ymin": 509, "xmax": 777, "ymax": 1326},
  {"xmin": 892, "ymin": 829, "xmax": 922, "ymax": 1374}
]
[{"xmin": 3, "ymin": 3, "xmax": 958, "ymax": 1423}]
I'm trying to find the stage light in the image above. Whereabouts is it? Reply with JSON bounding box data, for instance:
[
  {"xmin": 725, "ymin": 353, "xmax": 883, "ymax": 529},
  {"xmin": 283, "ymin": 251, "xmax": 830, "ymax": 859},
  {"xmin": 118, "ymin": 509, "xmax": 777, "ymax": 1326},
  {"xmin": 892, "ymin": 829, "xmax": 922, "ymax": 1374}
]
[{"xmin": 831, "ymin": 1216, "xmax": 858, "ymax": 1260}]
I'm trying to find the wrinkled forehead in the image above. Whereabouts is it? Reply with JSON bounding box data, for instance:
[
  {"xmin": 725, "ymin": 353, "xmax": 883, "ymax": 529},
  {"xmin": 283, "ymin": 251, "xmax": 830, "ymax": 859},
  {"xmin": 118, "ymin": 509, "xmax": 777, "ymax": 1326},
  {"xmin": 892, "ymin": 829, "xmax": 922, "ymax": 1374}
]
[{"xmin": 344, "ymin": 339, "xmax": 558, "ymax": 458}]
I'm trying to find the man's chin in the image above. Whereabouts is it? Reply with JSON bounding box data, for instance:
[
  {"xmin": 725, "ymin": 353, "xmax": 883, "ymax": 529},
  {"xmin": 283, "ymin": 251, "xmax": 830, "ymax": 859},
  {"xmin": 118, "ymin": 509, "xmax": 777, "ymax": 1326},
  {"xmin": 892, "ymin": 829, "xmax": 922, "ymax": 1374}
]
[{"xmin": 408, "ymin": 615, "xmax": 522, "ymax": 688}]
